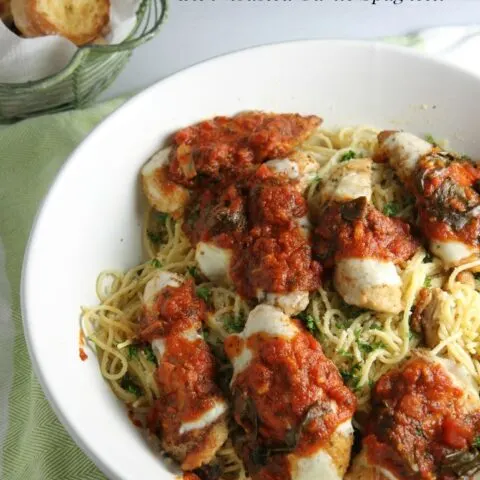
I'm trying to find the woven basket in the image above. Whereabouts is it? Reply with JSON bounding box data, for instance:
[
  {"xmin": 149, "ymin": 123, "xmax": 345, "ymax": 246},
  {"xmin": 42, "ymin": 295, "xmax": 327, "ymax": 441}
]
[{"xmin": 0, "ymin": 0, "xmax": 168, "ymax": 123}]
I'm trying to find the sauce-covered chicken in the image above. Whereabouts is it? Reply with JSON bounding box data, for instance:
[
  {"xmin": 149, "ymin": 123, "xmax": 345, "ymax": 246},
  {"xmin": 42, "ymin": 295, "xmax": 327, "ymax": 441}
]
[
  {"xmin": 377, "ymin": 131, "xmax": 480, "ymax": 268},
  {"xmin": 314, "ymin": 157, "xmax": 418, "ymax": 314},
  {"xmin": 224, "ymin": 304, "xmax": 357, "ymax": 480},
  {"xmin": 167, "ymin": 113, "xmax": 324, "ymax": 316},
  {"xmin": 139, "ymin": 272, "xmax": 229, "ymax": 471},
  {"xmin": 346, "ymin": 351, "xmax": 480, "ymax": 480}
]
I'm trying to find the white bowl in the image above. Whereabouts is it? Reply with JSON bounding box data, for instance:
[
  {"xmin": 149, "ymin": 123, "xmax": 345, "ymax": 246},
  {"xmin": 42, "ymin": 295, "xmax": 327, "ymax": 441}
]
[{"xmin": 22, "ymin": 40, "xmax": 480, "ymax": 480}]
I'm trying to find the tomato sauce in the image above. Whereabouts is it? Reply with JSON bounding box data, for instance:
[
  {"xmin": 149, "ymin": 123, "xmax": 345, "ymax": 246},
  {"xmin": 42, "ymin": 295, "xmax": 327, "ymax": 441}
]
[
  {"xmin": 180, "ymin": 126, "xmax": 322, "ymax": 300},
  {"xmin": 413, "ymin": 153, "xmax": 480, "ymax": 248},
  {"xmin": 168, "ymin": 113, "xmax": 321, "ymax": 187},
  {"xmin": 365, "ymin": 356, "xmax": 480, "ymax": 479},
  {"xmin": 138, "ymin": 280, "xmax": 206, "ymax": 342},
  {"xmin": 314, "ymin": 197, "xmax": 419, "ymax": 267},
  {"xmin": 225, "ymin": 325, "xmax": 356, "ymax": 478},
  {"xmin": 148, "ymin": 335, "xmax": 223, "ymax": 435},
  {"xmin": 79, "ymin": 329, "xmax": 88, "ymax": 361}
]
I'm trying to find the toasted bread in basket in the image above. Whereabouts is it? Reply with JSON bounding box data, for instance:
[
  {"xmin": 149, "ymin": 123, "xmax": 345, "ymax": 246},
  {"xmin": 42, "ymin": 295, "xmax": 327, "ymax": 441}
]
[
  {"xmin": 11, "ymin": 0, "xmax": 110, "ymax": 46},
  {"xmin": 0, "ymin": 0, "xmax": 13, "ymax": 26}
]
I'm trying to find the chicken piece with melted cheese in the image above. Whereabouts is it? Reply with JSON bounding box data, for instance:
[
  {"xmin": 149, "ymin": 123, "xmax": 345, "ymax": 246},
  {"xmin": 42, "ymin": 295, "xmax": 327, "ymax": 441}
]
[
  {"xmin": 314, "ymin": 157, "xmax": 418, "ymax": 313},
  {"xmin": 317, "ymin": 157, "xmax": 373, "ymax": 207},
  {"xmin": 224, "ymin": 304, "xmax": 356, "ymax": 480},
  {"xmin": 184, "ymin": 165, "xmax": 321, "ymax": 316},
  {"xmin": 139, "ymin": 272, "xmax": 228, "ymax": 471},
  {"xmin": 346, "ymin": 351, "xmax": 480, "ymax": 480},
  {"xmin": 141, "ymin": 146, "xmax": 191, "ymax": 215},
  {"xmin": 264, "ymin": 150, "xmax": 321, "ymax": 194},
  {"xmin": 377, "ymin": 131, "xmax": 480, "ymax": 268}
]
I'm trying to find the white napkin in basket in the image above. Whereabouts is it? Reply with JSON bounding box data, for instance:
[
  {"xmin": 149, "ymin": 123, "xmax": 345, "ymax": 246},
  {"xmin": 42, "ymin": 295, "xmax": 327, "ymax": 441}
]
[{"xmin": 0, "ymin": 0, "xmax": 141, "ymax": 84}]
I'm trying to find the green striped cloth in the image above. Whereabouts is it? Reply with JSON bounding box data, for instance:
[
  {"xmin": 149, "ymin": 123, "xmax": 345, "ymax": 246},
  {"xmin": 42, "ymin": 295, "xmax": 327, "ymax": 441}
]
[{"xmin": 1, "ymin": 28, "xmax": 479, "ymax": 480}]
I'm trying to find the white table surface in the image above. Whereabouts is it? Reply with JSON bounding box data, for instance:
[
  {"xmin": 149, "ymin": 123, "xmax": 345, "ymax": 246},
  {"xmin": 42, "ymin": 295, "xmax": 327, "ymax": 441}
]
[{"xmin": 101, "ymin": 0, "xmax": 480, "ymax": 100}]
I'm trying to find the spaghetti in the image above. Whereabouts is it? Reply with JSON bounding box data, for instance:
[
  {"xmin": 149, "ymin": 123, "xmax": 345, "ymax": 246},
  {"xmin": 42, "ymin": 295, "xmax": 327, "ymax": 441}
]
[{"xmin": 81, "ymin": 120, "xmax": 480, "ymax": 478}]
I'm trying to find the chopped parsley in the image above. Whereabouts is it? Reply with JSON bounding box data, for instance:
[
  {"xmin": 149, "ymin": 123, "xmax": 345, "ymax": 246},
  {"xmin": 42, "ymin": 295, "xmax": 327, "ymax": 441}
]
[
  {"xmin": 425, "ymin": 133, "xmax": 439, "ymax": 147},
  {"xmin": 342, "ymin": 303, "xmax": 367, "ymax": 319},
  {"xmin": 409, "ymin": 329, "xmax": 420, "ymax": 343},
  {"xmin": 424, "ymin": 276, "xmax": 432, "ymax": 288},
  {"xmin": 222, "ymin": 314, "xmax": 245, "ymax": 334},
  {"xmin": 473, "ymin": 436, "xmax": 480, "ymax": 448},
  {"xmin": 338, "ymin": 349, "xmax": 353, "ymax": 358},
  {"xmin": 196, "ymin": 286, "xmax": 212, "ymax": 303},
  {"xmin": 383, "ymin": 202, "xmax": 400, "ymax": 217},
  {"xmin": 120, "ymin": 373, "xmax": 141, "ymax": 396},
  {"xmin": 127, "ymin": 345, "xmax": 138, "ymax": 360},
  {"xmin": 155, "ymin": 212, "xmax": 169, "ymax": 224},
  {"xmin": 358, "ymin": 341, "xmax": 386, "ymax": 354},
  {"xmin": 143, "ymin": 345, "xmax": 157, "ymax": 364},
  {"xmin": 147, "ymin": 230, "xmax": 162, "ymax": 244},
  {"xmin": 340, "ymin": 150, "xmax": 356, "ymax": 162},
  {"xmin": 370, "ymin": 322, "xmax": 382, "ymax": 330},
  {"xmin": 335, "ymin": 318, "xmax": 352, "ymax": 330},
  {"xmin": 151, "ymin": 258, "xmax": 162, "ymax": 269},
  {"xmin": 296, "ymin": 311, "xmax": 317, "ymax": 335},
  {"xmin": 187, "ymin": 266, "xmax": 202, "ymax": 282},
  {"xmin": 340, "ymin": 364, "xmax": 361, "ymax": 391},
  {"xmin": 423, "ymin": 252, "xmax": 433, "ymax": 263}
]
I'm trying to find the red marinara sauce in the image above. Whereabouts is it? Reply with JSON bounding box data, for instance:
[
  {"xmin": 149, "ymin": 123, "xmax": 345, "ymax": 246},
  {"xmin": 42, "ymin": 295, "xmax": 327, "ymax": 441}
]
[
  {"xmin": 138, "ymin": 279, "xmax": 205, "ymax": 342},
  {"xmin": 413, "ymin": 153, "xmax": 480, "ymax": 248},
  {"xmin": 365, "ymin": 356, "xmax": 480, "ymax": 480},
  {"xmin": 148, "ymin": 334, "xmax": 223, "ymax": 435},
  {"xmin": 183, "ymin": 161, "xmax": 322, "ymax": 300},
  {"xmin": 168, "ymin": 113, "xmax": 321, "ymax": 187},
  {"xmin": 314, "ymin": 197, "xmax": 419, "ymax": 267},
  {"xmin": 225, "ymin": 325, "xmax": 356, "ymax": 478}
]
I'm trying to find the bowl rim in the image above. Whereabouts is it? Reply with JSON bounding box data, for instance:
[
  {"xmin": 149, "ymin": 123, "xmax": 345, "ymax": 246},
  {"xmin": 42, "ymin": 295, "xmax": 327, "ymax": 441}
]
[
  {"xmin": 0, "ymin": 0, "xmax": 169, "ymax": 89},
  {"xmin": 20, "ymin": 38, "xmax": 480, "ymax": 479}
]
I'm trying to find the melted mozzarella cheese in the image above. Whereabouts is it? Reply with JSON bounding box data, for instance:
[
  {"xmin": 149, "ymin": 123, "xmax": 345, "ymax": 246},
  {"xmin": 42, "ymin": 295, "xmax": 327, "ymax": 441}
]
[
  {"xmin": 433, "ymin": 355, "xmax": 480, "ymax": 410},
  {"xmin": 430, "ymin": 240, "xmax": 477, "ymax": 267},
  {"xmin": 230, "ymin": 305, "xmax": 298, "ymax": 380},
  {"xmin": 335, "ymin": 420, "xmax": 354, "ymax": 437},
  {"xmin": 195, "ymin": 242, "xmax": 232, "ymax": 284},
  {"xmin": 320, "ymin": 158, "xmax": 373, "ymax": 205},
  {"xmin": 381, "ymin": 132, "xmax": 432, "ymax": 182},
  {"xmin": 244, "ymin": 304, "xmax": 298, "ymax": 339},
  {"xmin": 179, "ymin": 400, "xmax": 228, "ymax": 435},
  {"xmin": 334, "ymin": 258, "xmax": 403, "ymax": 313},
  {"xmin": 289, "ymin": 450, "xmax": 340, "ymax": 480},
  {"xmin": 151, "ymin": 338, "xmax": 166, "ymax": 361},
  {"xmin": 264, "ymin": 158, "xmax": 300, "ymax": 179},
  {"xmin": 143, "ymin": 271, "xmax": 183, "ymax": 305},
  {"xmin": 259, "ymin": 290, "xmax": 310, "ymax": 316}
]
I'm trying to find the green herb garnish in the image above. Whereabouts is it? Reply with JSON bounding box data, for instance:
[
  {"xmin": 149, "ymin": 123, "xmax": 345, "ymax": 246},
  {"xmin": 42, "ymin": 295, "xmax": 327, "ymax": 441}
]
[
  {"xmin": 120, "ymin": 373, "xmax": 141, "ymax": 396},
  {"xmin": 127, "ymin": 345, "xmax": 138, "ymax": 360},
  {"xmin": 296, "ymin": 312, "xmax": 317, "ymax": 334},
  {"xmin": 222, "ymin": 314, "xmax": 245, "ymax": 334},
  {"xmin": 473, "ymin": 437, "xmax": 480, "ymax": 448},
  {"xmin": 147, "ymin": 230, "xmax": 162, "ymax": 244},
  {"xmin": 423, "ymin": 252, "xmax": 433, "ymax": 263},
  {"xmin": 196, "ymin": 286, "xmax": 212, "ymax": 303},
  {"xmin": 155, "ymin": 212, "xmax": 169, "ymax": 224},
  {"xmin": 425, "ymin": 133, "xmax": 439, "ymax": 147},
  {"xmin": 143, "ymin": 345, "xmax": 157, "ymax": 364},
  {"xmin": 358, "ymin": 341, "xmax": 386, "ymax": 354},
  {"xmin": 151, "ymin": 258, "xmax": 162, "ymax": 269},
  {"xmin": 340, "ymin": 150, "xmax": 356, "ymax": 162},
  {"xmin": 383, "ymin": 202, "xmax": 400, "ymax": 217},
  {"xmin": 338, "ymin": 349, "xmax": 353, "ymax": 358},
  {"xmin": 187, "ymin": 266, "xmax": 202, "ymax": 282},
  {"xmin": 424, "ymin": 276, "xmax": 432, "ymax": 288}
]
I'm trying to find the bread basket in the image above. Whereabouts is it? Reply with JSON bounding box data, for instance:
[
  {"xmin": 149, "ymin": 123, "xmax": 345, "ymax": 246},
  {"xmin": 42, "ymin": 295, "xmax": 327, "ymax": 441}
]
[{"xmin": 0, "ymin": 0, "xmax": 167, "ymax": 123}]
